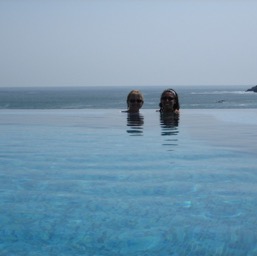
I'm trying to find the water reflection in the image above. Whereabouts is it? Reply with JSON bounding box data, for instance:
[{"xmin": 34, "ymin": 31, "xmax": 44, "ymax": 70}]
[
  {"xmin": 126, "ymin": 113, "xmax": 144, "ymax": 136},
  {"xmin": 160, "ymin": 113, "xmax": 179, "ymax": 150}
]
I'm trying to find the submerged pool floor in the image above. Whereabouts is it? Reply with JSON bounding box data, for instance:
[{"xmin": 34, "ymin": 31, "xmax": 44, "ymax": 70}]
[{"xmin": 1, "ymin": 109, "xmax": 257, "ymax": 255}]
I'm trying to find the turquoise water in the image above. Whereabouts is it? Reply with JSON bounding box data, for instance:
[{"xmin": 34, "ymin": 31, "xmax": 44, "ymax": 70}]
[{"xmin": 1, "ymin": 109, "xmax": 257, "ymax": 255}]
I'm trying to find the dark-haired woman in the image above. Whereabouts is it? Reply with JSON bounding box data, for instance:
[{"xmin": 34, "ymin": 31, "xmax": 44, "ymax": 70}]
[{"xmin": 159, "ymin": 88, "xmax": 180, "ymax": 114}]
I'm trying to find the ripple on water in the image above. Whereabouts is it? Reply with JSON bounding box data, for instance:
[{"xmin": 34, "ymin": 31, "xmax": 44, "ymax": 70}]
[{"xmin": 204, "ymin": 200, "xmax": 242, "ymax": 219}]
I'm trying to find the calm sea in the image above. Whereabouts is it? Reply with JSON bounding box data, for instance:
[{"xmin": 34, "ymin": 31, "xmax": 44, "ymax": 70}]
[{"xmin": 0, "ymin": 85, "xmax": 256, "ymax": 109}]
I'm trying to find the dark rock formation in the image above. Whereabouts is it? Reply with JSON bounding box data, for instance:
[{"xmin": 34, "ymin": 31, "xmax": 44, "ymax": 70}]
[{"xmin": 246, "ymin": 85, "xmax": 257, "ymax": 92}]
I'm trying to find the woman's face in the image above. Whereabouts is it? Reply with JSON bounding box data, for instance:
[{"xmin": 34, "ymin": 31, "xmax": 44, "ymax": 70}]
[
  {"xmin": 128, "ymin": 94, "xmax": 143, "ymax": 112},
  {"xmin": 161, "ymin": 91, "xmax": 176, "ymax": 111}
]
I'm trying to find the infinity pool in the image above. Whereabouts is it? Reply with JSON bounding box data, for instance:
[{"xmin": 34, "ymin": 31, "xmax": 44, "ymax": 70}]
[{"xmin": 1, "ymin": 109, "xmax": 257, "ymax": 255}]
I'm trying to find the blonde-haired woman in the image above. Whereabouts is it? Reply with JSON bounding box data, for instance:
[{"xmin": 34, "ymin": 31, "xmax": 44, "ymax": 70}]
[{"xmin": 123, "ymin": 90, "xmax": 144, "ymax": 113}]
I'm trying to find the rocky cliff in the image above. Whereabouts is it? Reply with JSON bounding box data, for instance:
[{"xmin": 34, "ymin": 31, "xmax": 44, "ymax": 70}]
[{"xmin": 246, "ymin": 85, "xmax": 257, "ymax": 92}]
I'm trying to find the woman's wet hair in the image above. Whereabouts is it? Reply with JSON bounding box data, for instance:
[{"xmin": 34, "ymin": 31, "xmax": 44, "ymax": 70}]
[{"xmin": 159, "ymin": 88, "xmax": 180, "ymax": 112}]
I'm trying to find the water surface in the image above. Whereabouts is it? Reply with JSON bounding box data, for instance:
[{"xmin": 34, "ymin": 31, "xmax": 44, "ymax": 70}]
[{"xmin": 1, "ymin": 109, "xmax": 257, "ymax": 255}]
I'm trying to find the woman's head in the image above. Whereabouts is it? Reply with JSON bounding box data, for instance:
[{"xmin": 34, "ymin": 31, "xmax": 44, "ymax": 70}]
[
  {"xmin": 127, "ymin": 90, "xmax": 144, "ymax": 113},
  {"xmin": 159, "ymin": 88, "xmax": 180, "ymax": 113}
]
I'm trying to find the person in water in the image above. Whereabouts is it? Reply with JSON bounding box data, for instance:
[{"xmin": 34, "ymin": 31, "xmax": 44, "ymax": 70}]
[
  {"xmin": 158, "ymin": 88, "xmax": 180, "ymax": 114},
  {"xmin": 123, "ymin": 90, "xmax": 144, "ymax": 113}
]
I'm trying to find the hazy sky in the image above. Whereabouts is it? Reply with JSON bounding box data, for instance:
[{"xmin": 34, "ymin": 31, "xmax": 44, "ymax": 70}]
[{"xmin": 1, "ymin": 0, "xmax": 257, "ymax": 87}]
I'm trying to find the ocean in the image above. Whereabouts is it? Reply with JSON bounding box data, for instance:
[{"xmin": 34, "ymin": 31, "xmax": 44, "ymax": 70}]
[
  {"xmin": 1, "ymin": 85, "xmax": 257, "ymax": 255},
  {"xmin": 0, "ymin": 85, "xmax": 257, "ymax": 109}
]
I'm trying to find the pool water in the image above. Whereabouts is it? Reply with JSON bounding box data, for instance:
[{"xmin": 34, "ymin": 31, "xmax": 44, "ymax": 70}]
[{"xmin": 1, "ymin": 109, "xmax": 257, "ymax": 255}]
